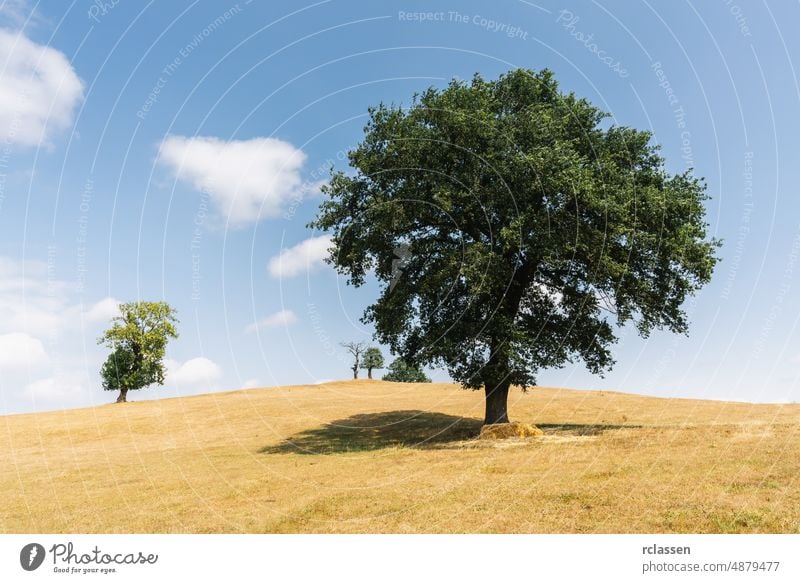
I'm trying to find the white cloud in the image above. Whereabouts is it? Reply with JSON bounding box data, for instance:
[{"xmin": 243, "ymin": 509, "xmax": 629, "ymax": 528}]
[
  {"xmin": 0, "ymin": 255, "xmax": 73, "ymax": 337},
  {"xmin": 0, "ymin": 332, "xmax": 48, "ymax": 369},
  {"xmin": 84, "ymin": 297, "xmax": 120, "ymax": 323},
  {"xmin": 0, "ymin": 28, "xmax": 84, "ymax": 147},
  {"xmin": 167, "ymin": 357, "xmax": 223, "ymax": 388},
  {"xmin": 157, "ymin": 135, "xmax": 317, "ymax": 225},
  {"xmin": 0, "ymin": 0, "xmax": 34, "ymax": 27},
  {"xmin": 0, "ymin": 255, "xmax": 136, "ymax": 413},
  {"xmin": 25, "ymin": 372, "xmax": 89, "ymax": 403},
  {"xmin": 241, "ymin": 378, "xmax": 260, "ymax": 389},
  {"xmin": 268, "ymin": 235, "xmax": 332, "ymax": 279},
  {"xmin": 245, "ymin": 309, "xmax": 297, "ymax": 333}
]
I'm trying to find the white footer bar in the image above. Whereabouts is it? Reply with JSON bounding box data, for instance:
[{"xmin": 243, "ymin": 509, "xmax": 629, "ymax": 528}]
[{"xmin": 1, "ymin": 534, "xmax": 797, "ymax": 582}]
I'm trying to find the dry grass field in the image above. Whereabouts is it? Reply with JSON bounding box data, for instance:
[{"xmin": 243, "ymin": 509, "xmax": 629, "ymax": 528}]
[{"xmin": 1, "ymin": 380, "xmax": 799, "ymax": 533}]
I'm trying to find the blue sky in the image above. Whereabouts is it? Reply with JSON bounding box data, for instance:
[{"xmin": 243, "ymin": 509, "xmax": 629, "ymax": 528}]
[{"xmin": 1, "ymin": 0, "xmax": 799, "ymax": 414}]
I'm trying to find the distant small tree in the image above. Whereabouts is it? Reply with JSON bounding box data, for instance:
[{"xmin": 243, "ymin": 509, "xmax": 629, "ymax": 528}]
[
  {"xmin": 360, "ymin": 347, "xmax": 385, "ymax": 379},
  {"xmin": 98, "ymin": 301, "xmax": 179, "ymax": 403},
  {"xmin": 383, "ymin": 359, "xmax": 431, "ymax": 383},
  {"xmin": 341, "ymin": 341, "xmax": 366, "ymax": 379}
]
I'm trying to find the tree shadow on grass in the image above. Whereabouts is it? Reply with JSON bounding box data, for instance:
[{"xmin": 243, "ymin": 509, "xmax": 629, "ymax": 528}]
[
  {"xmin": 259, "ymin": 411, "xmax": 640, "ymax": 455},
  {"xmin": 259, "ymin": 410, "xmax": 482, "ymax": 455}
]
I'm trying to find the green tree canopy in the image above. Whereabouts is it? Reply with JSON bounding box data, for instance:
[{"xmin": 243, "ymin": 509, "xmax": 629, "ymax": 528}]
[
  {"xmin": 311, "ymin": 68, "xmax": 719, "ymax": 424},
  {"xmin": 100, "ymin": 346, "xmax": 139, "ymax": 396},
  {"xmin": 98, "ymin": 301, "xmax": 179, "ymax": 402},
  {"xmin": 360, "ymin": 347, "xmax": 385, "ymax": 379},
  {"xmin": 382, "ymin": 359, "xmax": 431, "ymax": 383}
]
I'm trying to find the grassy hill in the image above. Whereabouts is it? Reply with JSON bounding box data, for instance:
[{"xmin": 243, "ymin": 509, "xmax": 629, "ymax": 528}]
[{"xmin": 1, "ymin": 380, "xmax": 799, "ymax": 533}]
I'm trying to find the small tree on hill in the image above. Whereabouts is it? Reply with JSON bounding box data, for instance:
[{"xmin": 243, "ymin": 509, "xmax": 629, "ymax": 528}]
[
  {"xmin": 360, "ymin": 347, "xmax": 385, "ymax": 379},
  {"xmin": 98, "ymin": 301, "xmax": 179, "ymax": 403},
  {"xmin": 383, "ymin": 359, "xmax": 431, "ymax": 383},
  {"xmin": 341, "ymin": 341, "xmax": 366, "ymax": 379}
]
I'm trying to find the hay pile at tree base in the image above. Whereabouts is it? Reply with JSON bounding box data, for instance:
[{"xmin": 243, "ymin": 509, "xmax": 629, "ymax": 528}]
[{"xmin": 479, "ymin": 422, "xmax": 544, "ymax": 440}]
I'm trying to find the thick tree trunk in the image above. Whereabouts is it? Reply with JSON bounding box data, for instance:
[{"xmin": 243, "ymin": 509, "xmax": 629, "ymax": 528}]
[
  {"xmin": 367, "ymin": 368, "xmax": 373, "ymax": 379},
  {"xmin": 116, "ymin": 388, "xmax": 128, "ymax": 403},
  {"xmin": 484, "ymin": 380, "xmax": 510, "ymax": 425},
  {"xmin": 484, "ymin": 334, "xmax": 513, "ymax": 425},
  {"xmin": 352, "ymin": 367, "xmax": 358, "ymax": 379}
]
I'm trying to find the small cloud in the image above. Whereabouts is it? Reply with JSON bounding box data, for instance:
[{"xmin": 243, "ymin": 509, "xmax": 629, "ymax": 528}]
[
  {"xmin": 0, "ymin": 29, "xmax": 84, "ymax": 147},
  {"xmin": 0, "ymin": 0, "xmax": 46, "ymax": 29},
  {"xmin": 245, "ymin": 309, "xmax": 297, "ymax": 333},
  {"xmin": 0, "ymin": 255, "xmax": 122, "ymax": 413},
  {"xmin": 84, "ymin": 297, "xmax": 120, "ymax": 323},
  {"xmin": 0, "ymin": 255, "xmax": 121, "ymax": 338},
  {"xmin": 0, "ymin": 332, "xmax": 48, "ymax": 369},
  {"xmin": 166, "ymin": 357, "xmax": 223, "ymax": 389},
  {"xmin": 157, "ymin": 135, "xmax": 314, "ymax": 225},
  {"xmin": 241, "ymin": 378, "xmax": 260, "ymax": 389},
  {"xmin": 25, "ymin": 372, "xmax": 88, "ymax": 403},
  {"xmin": 268, "ymin": 235, "xmax": 332, "ymax": 279},
  {"xmin": 313, "ymin": 378, "xmax": 333, "ymax": 385}
]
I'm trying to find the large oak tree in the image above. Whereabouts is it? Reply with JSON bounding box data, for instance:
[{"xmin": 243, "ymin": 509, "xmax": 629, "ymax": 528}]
[{"xmin": 311, "ymin": 69, "xmax": 719, "ymax": 425}]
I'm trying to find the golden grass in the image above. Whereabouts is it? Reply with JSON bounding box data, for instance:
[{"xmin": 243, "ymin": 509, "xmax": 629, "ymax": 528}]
[
  {"xmin": 479, "ymin": 422, "xmax": 544, "ymax": 439},
  {"xmin": 1, "ymin": 380, "xmax": 799, "ymax": 533}
]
